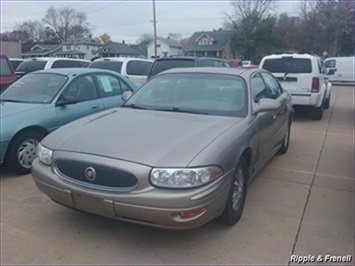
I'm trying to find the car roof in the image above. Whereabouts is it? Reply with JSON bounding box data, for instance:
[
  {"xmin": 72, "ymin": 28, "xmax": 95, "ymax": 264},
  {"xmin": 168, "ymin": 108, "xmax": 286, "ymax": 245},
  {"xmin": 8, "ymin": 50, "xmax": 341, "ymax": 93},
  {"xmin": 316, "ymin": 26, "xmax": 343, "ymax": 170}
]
[
  {"xmin": 262, "ymin": 53, "xmax": 320, "ymax": 60},
  {"xmin": 30, "ymin": 68, "xmax": 119, "ymax": 76},
  {"xmin": 23, "ymin": 57, "xmax": 90, "ymax": 63},
  {"xmin": 154, "ymin": 56, "xmax": 228, "ymax": 61},
  {"xmin": 158, "ymin": 67, "xmax": 262, "ymax": 78},
  {"xmin": 93, "ymin": 57, "xmax": 152, "ymax": 62}
]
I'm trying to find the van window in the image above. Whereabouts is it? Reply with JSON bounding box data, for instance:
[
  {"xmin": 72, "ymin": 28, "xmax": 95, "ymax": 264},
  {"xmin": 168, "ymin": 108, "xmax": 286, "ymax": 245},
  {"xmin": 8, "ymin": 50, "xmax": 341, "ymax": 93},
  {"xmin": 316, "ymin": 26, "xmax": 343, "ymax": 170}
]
[
  {"xmin": 0, "ymin": 58, "xmax": 13, "ymax": 77},
  {"xmin": 149, "ymin": 59, "xmax": 194, "ymax": 77},
  {"xmin": 52, "ymin": 60, "xmax": 88, "ymax": 68},
  {"xmin": 126, "ymin": 60, "xmax": 152, "ymax": 75},
  {"xmin": 324, "ymin": 59, "xmax": 336, "ymax": 68},
  {"xmin": 263, "ymin": 58, "xmax": 312, "ymax": 73},
  {"xmin": 89, "ymin": 61, "xmax": 123, "ymax": 73},
  {"xmin": 16, "ymin": 60, "xmax": 47, "ymax": 74}
]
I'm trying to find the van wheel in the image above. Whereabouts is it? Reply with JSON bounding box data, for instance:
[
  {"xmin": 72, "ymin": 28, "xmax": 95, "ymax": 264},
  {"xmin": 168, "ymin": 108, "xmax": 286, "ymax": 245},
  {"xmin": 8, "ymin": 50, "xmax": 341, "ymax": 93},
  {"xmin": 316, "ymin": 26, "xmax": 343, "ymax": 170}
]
[
  {"xmin": 6, "ymin": 131, "xmax": 45, "ymax": 175},
  {"xmin": 312, "ymin": 103, "xmax": 324, "ymax": 120},
  {"xmin": 324, "ymin": 94, "xmax": 331, "ymax": 109},
  {"xmin": 218, "ymin": 157, "xmax": 248, "ymax": 226}
]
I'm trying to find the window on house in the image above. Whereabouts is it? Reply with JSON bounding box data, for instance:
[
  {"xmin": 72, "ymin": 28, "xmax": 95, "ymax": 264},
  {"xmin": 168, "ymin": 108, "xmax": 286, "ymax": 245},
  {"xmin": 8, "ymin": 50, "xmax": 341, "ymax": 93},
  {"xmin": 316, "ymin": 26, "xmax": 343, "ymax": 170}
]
[{"xmin": 66, "ymin": 45, "xmax": 70, "ymax": 50}]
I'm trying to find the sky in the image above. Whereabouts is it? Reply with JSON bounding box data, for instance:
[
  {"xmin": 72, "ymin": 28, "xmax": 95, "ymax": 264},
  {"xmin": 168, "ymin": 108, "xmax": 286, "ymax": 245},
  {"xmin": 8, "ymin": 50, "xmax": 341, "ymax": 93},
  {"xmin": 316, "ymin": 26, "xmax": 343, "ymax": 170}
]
[{"xmin": 1, "ymin": 0, "xmax": 300, "ymax": 44}]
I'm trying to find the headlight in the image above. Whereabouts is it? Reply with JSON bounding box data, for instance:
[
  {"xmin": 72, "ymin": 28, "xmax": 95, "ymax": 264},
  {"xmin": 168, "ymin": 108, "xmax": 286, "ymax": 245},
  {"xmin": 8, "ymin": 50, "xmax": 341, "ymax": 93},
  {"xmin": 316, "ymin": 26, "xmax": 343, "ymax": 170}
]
[
  {"xmin": 150, "ymin": 166, "xmax": 223, "ymax": 188},
  {"xmin": 37, "ymin": 143, "xmax": 53, "ymax": 166}
]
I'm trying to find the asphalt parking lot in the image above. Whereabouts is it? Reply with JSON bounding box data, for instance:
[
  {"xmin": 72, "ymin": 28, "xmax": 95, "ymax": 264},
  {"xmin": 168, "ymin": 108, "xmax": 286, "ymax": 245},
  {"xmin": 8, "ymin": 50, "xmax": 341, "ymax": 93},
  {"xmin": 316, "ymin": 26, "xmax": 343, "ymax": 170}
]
[{"xmin": 1, "ymin": 85, "xmax": 353, "ymax": 265}]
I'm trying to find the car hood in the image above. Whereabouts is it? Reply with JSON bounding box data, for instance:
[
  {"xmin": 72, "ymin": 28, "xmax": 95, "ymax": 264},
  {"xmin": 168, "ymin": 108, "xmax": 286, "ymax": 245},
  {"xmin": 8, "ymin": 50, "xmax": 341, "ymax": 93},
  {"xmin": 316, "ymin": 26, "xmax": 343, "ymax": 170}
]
[
  {"xmin": 43, "ymin": 108, "xmax": 242, "ymax": 167},
  {"xmin": 0, "ymin": 101, "xmax": 45, "ymax": 118}
]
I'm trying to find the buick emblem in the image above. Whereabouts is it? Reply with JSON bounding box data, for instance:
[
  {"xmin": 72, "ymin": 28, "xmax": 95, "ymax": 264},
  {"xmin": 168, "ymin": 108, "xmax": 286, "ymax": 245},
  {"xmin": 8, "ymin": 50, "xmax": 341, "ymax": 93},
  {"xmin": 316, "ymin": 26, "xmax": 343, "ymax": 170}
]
[{"xmin": 84, "ymin": 167, "xmax": 96, "ymax": 182}]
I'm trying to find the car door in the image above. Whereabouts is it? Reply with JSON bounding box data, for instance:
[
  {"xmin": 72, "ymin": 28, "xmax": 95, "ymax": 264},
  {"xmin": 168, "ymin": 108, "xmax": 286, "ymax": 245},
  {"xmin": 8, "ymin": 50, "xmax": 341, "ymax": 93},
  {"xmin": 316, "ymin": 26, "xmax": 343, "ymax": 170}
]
[
  {"xmin": 55, "ymin": 74, "xmax": 104, "ymax": 127},
  {"xmin": 260, "ymin": 72, "xmax": 289, "ymax": 147},
  {"xmin": 94, "ymin": 73, "xmax": 133, "ymax": 109},
  {"xmin": 251, "ymin": 72, "xmax": 279, "ymax": 168}
]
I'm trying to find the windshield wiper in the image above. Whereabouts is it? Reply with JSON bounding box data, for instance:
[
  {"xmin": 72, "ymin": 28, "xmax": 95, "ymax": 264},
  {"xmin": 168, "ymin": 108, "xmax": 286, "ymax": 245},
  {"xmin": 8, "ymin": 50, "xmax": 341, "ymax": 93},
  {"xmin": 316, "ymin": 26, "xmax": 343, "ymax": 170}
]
[
  {"xmin": 153, "ymin": 107, "xmax": 209, "ymax": 115},
  {"xmin": 122, "ymin": 103, "xmax": 147, "ymax": 109}
]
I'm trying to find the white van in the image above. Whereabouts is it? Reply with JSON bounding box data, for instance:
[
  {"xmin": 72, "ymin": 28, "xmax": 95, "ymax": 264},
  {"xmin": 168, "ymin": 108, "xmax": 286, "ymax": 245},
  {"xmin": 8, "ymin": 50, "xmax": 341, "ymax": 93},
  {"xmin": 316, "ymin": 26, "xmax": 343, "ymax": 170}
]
[
  {"xmin": 324, "ymin": 56, "xmax": 354, "ymax": 83},
  {"xmin": 89, "ymin": 57, "xmax": 153, "ymax": 86},
  {"xmin": 16, "ymin": 57, "xmax": 90, "ymax": 78},
  {"xmin": 260, "ymin": 54, "xmax": 332, "ymax": 120}
]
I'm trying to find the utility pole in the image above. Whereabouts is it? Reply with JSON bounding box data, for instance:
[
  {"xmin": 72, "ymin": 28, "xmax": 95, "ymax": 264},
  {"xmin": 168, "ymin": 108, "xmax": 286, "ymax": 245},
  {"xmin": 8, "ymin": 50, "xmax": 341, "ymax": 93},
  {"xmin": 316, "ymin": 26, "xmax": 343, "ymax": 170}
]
[{"xmin": 153, "ymin": 0, "xmax": 158, "ymax": 58}]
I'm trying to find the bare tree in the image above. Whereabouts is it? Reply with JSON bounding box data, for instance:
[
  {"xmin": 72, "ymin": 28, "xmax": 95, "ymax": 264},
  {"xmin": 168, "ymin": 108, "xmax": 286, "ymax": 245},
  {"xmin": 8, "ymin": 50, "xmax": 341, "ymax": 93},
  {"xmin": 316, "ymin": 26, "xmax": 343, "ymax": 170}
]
[
  {"xmin": 230, "ymin": 0, "xmax": 276, "ymax": 24},
  {"xmin": 14, "ymin": 20, "xmax": 45, "ymax": 42},
  {"xmin": 43, "ymin": 6, "xmax": 91, "ymax": 42}
]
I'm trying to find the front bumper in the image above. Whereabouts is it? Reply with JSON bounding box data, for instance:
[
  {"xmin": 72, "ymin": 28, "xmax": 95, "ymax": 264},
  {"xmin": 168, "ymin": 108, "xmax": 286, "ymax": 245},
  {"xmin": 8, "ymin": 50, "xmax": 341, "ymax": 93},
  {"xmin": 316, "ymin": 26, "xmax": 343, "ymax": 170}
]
[{"xmin": 31, "ymin": 154, "xmax": 232, "ymax": 230}]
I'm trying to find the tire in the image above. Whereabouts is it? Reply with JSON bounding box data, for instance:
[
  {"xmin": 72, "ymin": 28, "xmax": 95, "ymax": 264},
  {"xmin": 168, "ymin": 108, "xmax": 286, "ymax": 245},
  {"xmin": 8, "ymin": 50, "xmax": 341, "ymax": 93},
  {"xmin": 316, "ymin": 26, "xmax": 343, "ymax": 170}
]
[
  {"xmin": 218, "ymin": 157, "xmax": 248, "ymax": 226},
  {"xmin": 6, "ymin": 131, "xmax": 45, "ymax": 175},
  {"xmin": 311, "ymin": 102, "xmax": 324, "ymax": 120},
  {"xmin": 324, "ymin": 94, "xmax": 331, "ymax": 109},
  {"xmin": 278, "ymin": 121, "xmax": 291, "ymax": 155}
]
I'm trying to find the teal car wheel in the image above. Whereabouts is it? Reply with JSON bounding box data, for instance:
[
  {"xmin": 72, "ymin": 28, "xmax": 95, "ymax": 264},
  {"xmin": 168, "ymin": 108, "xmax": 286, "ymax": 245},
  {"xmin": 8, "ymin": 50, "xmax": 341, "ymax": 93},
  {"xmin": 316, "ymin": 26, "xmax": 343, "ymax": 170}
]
[{"xmin": 6, "ymin": 131, "xmax": 45, "ymax": 175}]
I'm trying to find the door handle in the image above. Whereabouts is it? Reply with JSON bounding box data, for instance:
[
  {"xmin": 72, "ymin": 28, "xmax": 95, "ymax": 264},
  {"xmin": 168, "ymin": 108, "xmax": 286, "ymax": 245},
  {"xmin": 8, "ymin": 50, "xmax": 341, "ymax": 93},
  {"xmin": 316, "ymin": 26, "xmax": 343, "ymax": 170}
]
[{"xmin": 91, "ymin": 105, "xmax": 100, "ymax": 109}]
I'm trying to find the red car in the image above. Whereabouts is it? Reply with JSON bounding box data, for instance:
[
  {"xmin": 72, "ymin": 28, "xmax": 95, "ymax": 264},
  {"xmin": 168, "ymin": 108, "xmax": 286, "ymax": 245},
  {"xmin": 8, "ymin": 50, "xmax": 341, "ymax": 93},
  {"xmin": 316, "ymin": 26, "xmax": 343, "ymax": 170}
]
[{"xmin": 0, "ymin": 54, "xmax": 17, "ymax": 91}]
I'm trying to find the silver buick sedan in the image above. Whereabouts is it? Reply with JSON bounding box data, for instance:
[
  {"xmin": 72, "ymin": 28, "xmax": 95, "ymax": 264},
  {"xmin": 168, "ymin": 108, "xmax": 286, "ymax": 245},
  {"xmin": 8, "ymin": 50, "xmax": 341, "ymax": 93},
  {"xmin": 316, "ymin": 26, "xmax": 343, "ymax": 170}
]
[{"xmin": 32, "ymin": 67, "xmax": 293, "ymax": 229}]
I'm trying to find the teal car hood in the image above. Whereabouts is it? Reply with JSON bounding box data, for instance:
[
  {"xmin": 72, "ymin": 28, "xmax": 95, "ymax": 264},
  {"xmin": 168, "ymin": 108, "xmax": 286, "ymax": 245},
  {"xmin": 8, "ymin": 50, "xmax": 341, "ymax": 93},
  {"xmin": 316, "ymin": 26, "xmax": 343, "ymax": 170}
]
[{"xmin": 0, "ymin": 102, "xmax": 45, "ymax": 118}]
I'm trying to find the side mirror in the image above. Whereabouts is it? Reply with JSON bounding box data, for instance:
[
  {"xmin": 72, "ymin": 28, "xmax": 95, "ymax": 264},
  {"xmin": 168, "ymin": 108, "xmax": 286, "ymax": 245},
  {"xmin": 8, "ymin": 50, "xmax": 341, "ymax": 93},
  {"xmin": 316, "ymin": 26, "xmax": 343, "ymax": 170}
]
[
  {"xmin": 254, "ymin": 98, "xmax": 281, "ymax": 114},
  {"xmin": 56, "ymin": 95, "xmax": 77, "ymax": 106},
  {"xmin": 327, "ymin": 69, "xmax": 336, "ymax": 75},
  {"xmin": 15, "ymin": 71, "xmax": 25, "ymax": 79},
  {"xmin": 121, "ymin": 91, "xmax": 133, "ymax": 102}
]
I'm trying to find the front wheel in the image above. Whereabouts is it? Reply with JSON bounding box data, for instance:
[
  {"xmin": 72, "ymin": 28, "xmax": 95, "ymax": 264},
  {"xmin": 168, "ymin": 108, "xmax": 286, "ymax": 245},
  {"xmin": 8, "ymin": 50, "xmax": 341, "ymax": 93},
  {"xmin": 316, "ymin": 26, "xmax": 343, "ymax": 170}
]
[
  {"xmin": 218, "ymin": 157, "xmax": 248, "ymax": 226},
  {"xmin": 6, "ymin": 131, "xmax": 45, "ymax": 175}
]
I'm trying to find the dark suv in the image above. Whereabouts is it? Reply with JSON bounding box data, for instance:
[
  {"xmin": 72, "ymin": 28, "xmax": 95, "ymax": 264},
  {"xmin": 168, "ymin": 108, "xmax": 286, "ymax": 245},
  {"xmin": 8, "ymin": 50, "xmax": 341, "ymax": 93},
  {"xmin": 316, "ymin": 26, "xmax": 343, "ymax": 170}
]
[{"xmin": 148, "ymin": 57, "xmax": 231, "ymax": 79}]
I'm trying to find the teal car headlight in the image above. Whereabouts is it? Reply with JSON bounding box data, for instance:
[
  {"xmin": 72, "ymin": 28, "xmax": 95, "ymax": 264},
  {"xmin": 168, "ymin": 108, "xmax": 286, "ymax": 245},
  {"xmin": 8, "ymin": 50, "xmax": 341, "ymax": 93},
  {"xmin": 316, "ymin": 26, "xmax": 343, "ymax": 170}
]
[
  {"xmin": 37, "ymin": 143, "xmax": 53, "ymax": 166},
  {"xmin": 150, "ymin": 166, "xmax": 223, "ymax": 188}
]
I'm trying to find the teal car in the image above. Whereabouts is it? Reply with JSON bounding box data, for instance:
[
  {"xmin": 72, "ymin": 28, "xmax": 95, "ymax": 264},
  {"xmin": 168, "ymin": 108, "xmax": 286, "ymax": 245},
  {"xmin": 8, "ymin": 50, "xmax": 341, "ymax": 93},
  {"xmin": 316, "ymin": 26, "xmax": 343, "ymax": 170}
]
[{"xmin": 0, "ymin": 68, "xmax": 138, "ymax": 174}]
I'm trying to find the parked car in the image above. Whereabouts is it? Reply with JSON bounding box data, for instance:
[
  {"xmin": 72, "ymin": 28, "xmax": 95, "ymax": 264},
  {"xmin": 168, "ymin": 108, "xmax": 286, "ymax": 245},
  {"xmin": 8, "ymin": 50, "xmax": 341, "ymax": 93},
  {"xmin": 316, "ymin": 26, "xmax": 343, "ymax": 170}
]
[
  {"xmin": 89, "ymin": 57, "xmax": 153, "ymax": 87},
  {"xmin": 0, "ymin": 68, "xmax": 138, "ymax": 174},
  {"xmin": 9, "ymin": 58, "xmax": 25, "ymax": 71},
  {"xmin": 15, "ymin": 58, "xmax": 90, "ymax": 78},
  {"xmin": 260, "ymin": 54, "xmax": 332, "ymax": 120},
  {"xmin": 0, "ymin": 54, "xmax": 17, "ymax": 91},
  {"xmin": 324, "ymin": 56, "xmax": 355, "ymax": 84},
  {"xmin": 147, "ymin": 56, "xmax": 231, "ymax": 79},
  {"xmin": 32, "ymin": 67, "xmax": 293, "ymax": 229}
]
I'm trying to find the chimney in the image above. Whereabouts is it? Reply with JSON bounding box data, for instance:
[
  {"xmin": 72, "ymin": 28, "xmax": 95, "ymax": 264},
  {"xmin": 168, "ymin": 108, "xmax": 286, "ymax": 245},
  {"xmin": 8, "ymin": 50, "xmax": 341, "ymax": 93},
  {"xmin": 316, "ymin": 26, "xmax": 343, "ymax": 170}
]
[{"xmin": 122, "ymin": 40, "xmax": 125, "ymax": 44}]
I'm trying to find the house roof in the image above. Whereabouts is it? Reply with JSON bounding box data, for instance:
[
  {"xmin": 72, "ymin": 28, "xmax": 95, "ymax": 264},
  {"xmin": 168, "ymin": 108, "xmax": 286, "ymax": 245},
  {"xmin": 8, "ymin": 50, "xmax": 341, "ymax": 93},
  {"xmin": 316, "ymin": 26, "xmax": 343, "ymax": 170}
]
[
  {"xmin": 147, "ymin": 38, "xmax": 182, "ymax": 49},
  {"xmin": 98, "ymin": 42, "xmax": 140, "ymax": 55},
  {"xmin": 23, "ymin": 45, "xmax": 62, "ymax": 56},
  {"xmin": 183, "ymin": 30, "xmax": 232, "ymax": 52},
  {"xmin": 30, "ymin": 44, "xmax": 62, "ymax": 51},
  {"xmin": 54, "ymin": 49, "xmax": 86, "ymax": 55},
  {"xmin": 62, "ymin": 38, "xmax": 101, "ymax": 46}
]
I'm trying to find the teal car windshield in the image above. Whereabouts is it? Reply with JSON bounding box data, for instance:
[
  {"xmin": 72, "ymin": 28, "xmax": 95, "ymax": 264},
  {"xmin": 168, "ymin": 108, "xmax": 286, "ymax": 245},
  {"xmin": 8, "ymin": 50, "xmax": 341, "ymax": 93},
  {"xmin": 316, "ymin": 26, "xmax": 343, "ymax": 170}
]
[
  {"xmin": 125, "ymin": 73, "xmax": 248, "ymax": 117},
  {"xmin": 1, "ymin": 73, "xmax": 68, "ymax": 104}
]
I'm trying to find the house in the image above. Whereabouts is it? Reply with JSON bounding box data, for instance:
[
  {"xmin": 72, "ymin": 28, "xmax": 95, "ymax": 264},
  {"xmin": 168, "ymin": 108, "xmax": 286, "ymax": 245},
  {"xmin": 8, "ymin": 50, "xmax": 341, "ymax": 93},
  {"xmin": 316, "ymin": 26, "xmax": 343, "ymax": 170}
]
[
  {"xmin": 58, "ymin": 38, "xmax": 102, "ymax": 60},
  {"xmin": 183, "ymin": 30, "xmax": 233, "ymax": 59},
  {"xmin": 147, "ymin": 37, "xmax": 183, "ymax": 59},
  {"xmin": 97, "ymin": 41, "xmax": 140, "ymax": 58},
  {"xmin": 22, "ymin": 44, "xmax": 62, "ymax": 58}
]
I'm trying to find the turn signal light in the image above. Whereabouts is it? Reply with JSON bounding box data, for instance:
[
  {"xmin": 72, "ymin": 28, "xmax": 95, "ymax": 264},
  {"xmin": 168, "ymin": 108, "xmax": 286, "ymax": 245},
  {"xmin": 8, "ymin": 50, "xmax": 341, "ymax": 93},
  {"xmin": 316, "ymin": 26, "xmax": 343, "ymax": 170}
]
[{"xmin": 179, "ymin": 207, "xmax": 207, "ymax": 219}]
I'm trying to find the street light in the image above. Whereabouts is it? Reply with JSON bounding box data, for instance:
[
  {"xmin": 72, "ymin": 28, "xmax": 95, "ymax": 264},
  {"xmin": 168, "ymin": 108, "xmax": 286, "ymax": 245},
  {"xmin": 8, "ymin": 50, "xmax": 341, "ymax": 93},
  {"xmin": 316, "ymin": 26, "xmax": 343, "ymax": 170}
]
[{"xmin": 152, "ymin": 0, "xmax": 158, "ymax": 58}]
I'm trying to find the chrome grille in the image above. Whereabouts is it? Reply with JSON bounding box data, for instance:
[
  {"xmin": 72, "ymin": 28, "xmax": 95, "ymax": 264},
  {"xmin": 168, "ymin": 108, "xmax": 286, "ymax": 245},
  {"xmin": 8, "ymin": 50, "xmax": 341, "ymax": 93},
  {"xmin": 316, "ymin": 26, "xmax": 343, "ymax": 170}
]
[{"xmin": 55, "ymin": 159, "xmax": 137, "ymax": 189}]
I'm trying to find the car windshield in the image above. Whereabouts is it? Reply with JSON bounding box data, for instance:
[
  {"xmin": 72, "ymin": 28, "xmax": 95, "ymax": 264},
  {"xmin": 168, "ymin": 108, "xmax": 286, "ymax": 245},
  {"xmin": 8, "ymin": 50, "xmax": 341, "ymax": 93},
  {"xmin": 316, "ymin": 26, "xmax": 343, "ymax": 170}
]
[
  {"xmin": 1, "ymin": 73, "xmax": 68, "ymax": 104},
  {"xmin": 89, "ymin": 61, "xmax": 123, "ymax": 73},
  {"xmin": 263, "ymin": 58, "xmax": 312, "ymax": 73},
  {"xmin": 0, "ymin": 58, "xmax": 13, "ymax": 77},
  {"xmin": 149, "ymin": 60, "xmax": 195, "ymax": 77},
  {"xmin": 125, "ymin": 73, "xmax": 247, "ymax": 117}
]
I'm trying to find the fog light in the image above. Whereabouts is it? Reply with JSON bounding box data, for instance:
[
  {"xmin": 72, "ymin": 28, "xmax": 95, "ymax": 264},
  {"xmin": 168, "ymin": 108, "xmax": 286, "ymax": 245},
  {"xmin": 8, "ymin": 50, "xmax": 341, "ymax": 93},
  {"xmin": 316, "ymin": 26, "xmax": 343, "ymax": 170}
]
[{"xmin": 179, "ymin": 207, "xmax": 207, "ymax": 219}]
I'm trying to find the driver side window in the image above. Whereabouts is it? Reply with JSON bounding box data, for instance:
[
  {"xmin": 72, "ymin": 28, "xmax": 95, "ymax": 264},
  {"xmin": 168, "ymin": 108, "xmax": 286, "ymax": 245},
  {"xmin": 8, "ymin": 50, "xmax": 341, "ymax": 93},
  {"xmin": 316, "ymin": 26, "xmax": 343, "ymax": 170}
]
[{"xmin": 62, "ymin": 75, "xmax": 98, "ymax": 102}]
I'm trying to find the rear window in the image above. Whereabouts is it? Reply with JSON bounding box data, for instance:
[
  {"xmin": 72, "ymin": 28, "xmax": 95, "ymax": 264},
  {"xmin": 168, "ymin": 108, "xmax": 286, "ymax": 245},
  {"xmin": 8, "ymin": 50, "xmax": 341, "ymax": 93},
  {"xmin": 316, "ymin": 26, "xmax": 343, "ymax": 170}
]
[
  {"xmin": 149, "ymin": 59, "xmax": 194, "ymax": 77},
  {"xmin": 126, "ymin": 60, "xmax": 152, "ymax": 76},
  {"xmin": 89, "ymin": 61, "xmax": 123, "ymax": 73},
  {"xmin": 52, "ymin": 60, "xmax": 89, "ymax": 68},
  {"xmin": 263, "ymin": 58, "xmax": 312, "ymax": 73},
  {"xmin": 0, "ymin": 58, "xmax": 13, "ymax": 77},
  {"xmin": 16, "ymin": 60, "xmax": 46, "ymax": 74}
]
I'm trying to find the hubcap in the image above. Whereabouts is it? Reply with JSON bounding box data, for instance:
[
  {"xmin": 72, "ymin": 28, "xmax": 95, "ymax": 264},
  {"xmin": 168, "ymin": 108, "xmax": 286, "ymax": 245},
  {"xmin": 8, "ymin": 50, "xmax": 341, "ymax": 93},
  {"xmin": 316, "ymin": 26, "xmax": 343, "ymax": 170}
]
[
  {"xmin": 232, "ymin": 167, "xmax": 244, "ymax": 212},
  {"xmin": 17, "ymin": 139, "xmax": 39, "ymax": 169}
]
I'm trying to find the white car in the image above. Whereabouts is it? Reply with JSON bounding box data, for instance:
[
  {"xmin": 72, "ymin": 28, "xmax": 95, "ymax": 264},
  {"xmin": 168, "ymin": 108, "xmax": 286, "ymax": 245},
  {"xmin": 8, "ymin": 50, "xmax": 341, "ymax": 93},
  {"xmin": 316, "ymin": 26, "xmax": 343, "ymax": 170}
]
[
  {"xmin": 324, "ymin": 56, "xmax": 355, "ymax": 84},
  {"xmin": 16, "ymin": 58, "xmax": 90, "ymax": 77},
  {"xmin": 259, "ymin": 54, "xmax": 332, "ymax": 120},
  {"xmin": 89, "ymin": 57, "xmax": 153, "ymax": 87}
]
